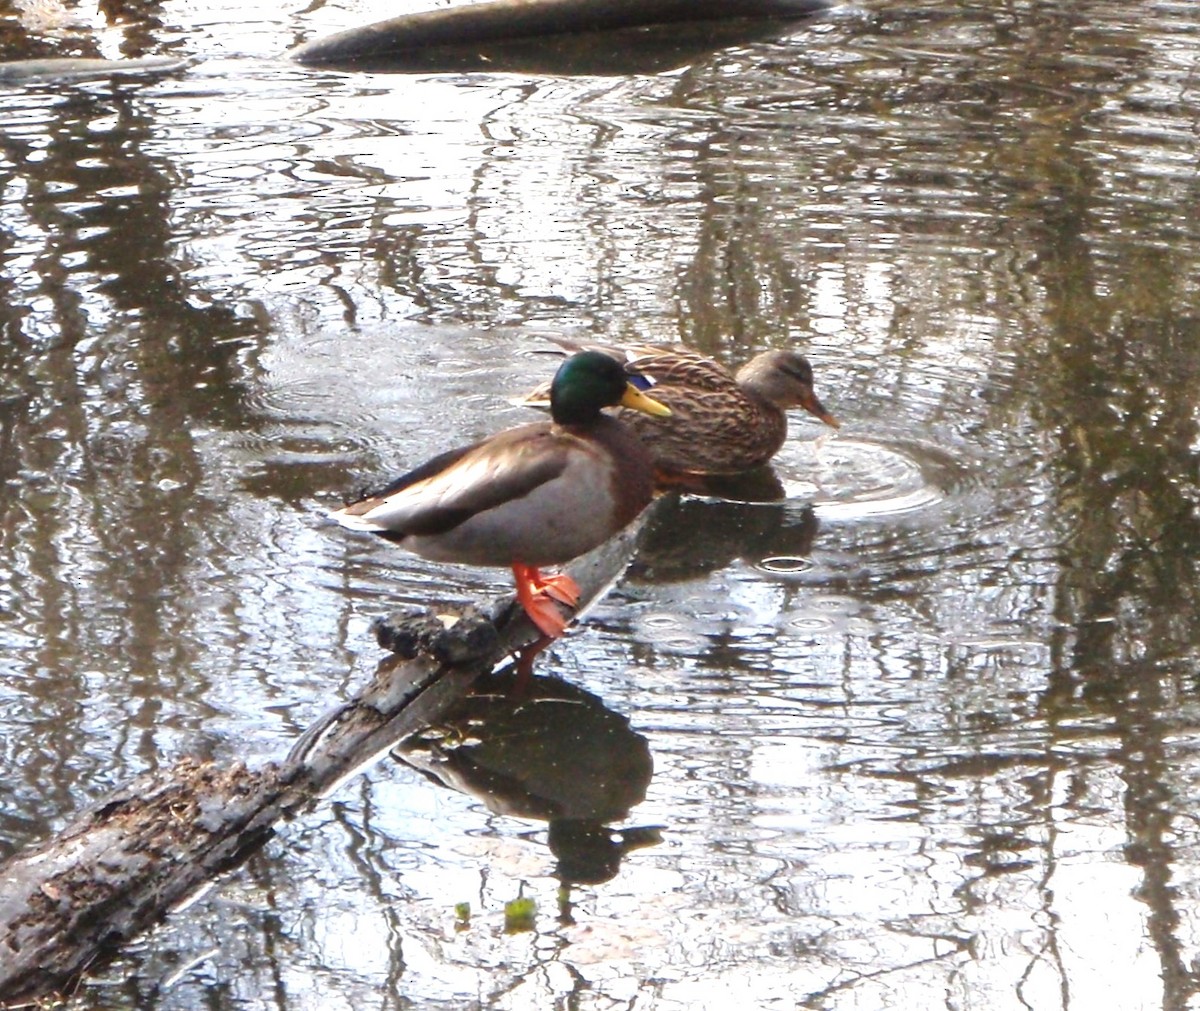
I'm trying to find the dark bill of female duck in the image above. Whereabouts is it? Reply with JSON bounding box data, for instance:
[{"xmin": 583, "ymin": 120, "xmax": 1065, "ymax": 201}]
[{"xmin": 330, "ymin": 351, "xmax": 670, "ymax": 639}]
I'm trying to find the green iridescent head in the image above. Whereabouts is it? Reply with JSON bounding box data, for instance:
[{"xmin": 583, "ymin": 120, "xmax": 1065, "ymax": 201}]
[{"xmin": 549, "ymin": 351, "xmax": 671, "ymax": 425}]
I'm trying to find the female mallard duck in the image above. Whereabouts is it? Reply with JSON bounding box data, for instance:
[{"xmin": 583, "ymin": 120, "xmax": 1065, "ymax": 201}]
[
  {"xmin": 521, "ymin": 340, "xmax": 838, "ymax": 479},
  {"xmin": 331, "ymin": 351, "xmax": 670, "ymax": 639}
]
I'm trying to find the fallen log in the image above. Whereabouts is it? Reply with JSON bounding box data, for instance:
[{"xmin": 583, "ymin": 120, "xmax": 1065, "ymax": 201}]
[
  {"xmin": 0, "ymin": 512, "xmax": 655, "ymax": 1007},
  {"xmin": 289, "ymin": 0, "xmax": 834, "ymax": 74}
]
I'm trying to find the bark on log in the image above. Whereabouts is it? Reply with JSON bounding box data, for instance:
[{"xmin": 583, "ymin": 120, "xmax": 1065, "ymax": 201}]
[{"xmin": 0, "ymin": 512, "xmax": 656, "ymax": 1007}]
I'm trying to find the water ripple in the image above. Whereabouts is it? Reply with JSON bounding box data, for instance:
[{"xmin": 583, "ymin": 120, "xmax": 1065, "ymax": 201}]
[{"xmin": 778, "ymin": 437, "xmax": 970, "ymax": 521}]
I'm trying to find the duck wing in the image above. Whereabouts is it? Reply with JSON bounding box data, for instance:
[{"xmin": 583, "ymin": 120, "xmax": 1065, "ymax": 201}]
[{"xmin": 334, "ymin": 425, "xmax": 570, "ymax": 538}]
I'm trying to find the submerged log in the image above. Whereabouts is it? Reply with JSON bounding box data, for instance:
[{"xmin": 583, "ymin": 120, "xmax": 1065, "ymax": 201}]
[
  {"xmin": 0, "ymin": 515, "xmax": 654, "ymax": 1006},
  {"xmin": 0, "ymin": 56, "xmax": 193, "ymax": 84},
  {"xmin": 289, "ymin": 0, "xmax": 833, "ymax": 74}
]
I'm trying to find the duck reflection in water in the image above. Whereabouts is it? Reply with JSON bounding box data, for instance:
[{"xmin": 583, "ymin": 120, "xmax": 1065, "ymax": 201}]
[
  {"xmin": 631, "ymin": 480, "xmax": 821, "ymax": 584},
  {"xmin": 395, "ymin": 669, "xmax": 661, "ymax": 890}
]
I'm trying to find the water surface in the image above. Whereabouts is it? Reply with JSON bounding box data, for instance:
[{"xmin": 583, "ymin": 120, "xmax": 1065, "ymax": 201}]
[{"xmin": 3, "ymin": 1, "xmax": 1200, "ymax": 1008}]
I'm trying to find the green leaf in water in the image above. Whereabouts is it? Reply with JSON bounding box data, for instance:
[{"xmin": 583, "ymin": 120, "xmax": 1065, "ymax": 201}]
[
  {"xmin": 504, "ymin": 897, "xmax": 536, "ymax": 933},
  {"xmin": 454, "ymin": 901, "xmax": 471, "ymax": 931}
]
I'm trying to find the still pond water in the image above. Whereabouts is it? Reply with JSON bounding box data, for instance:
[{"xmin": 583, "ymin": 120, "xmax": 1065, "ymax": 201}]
[{"xmin": 3, "ymin": 0, "xmax": 1200, "ymax": 1008}]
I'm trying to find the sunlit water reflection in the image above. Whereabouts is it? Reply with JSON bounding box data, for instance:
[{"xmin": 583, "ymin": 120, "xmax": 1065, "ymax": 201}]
[{"xmin": 3, "ymin": 0, "xmax": 1200, "ymax": 1008}]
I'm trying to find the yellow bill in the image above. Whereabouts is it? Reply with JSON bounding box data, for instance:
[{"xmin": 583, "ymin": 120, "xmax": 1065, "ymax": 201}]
[{"xmin": 620, "ymin": 383, "xmax": 672, "ymax": 417}]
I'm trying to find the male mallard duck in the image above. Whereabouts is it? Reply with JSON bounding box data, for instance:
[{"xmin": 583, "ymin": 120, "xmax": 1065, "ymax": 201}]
[
  {"xmin": 331, "ymin": 351, "xmax": 671, "ymax": 639},
  {"xmin": 521, "ymin": 340, "xmax": 838, "ymax": 478}
]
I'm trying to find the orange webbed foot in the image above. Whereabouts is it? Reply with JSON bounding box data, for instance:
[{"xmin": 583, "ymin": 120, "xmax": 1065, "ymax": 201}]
[
  {"xmin": 531, "ymin": 571, "xmax": 581, "ymax": 608},
  {"xmin": 512, "ymin": 564, "xmax": 580, "ymax": 638},
  {"xmin": 521, "ymin": 592, "xmax": 571, "ymax": 638}
]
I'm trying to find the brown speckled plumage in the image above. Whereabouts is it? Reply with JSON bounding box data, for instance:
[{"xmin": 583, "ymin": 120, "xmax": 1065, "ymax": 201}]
[{"xmin": 523, "ymin": 341, "xmax": 837, "ymax": 477}]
